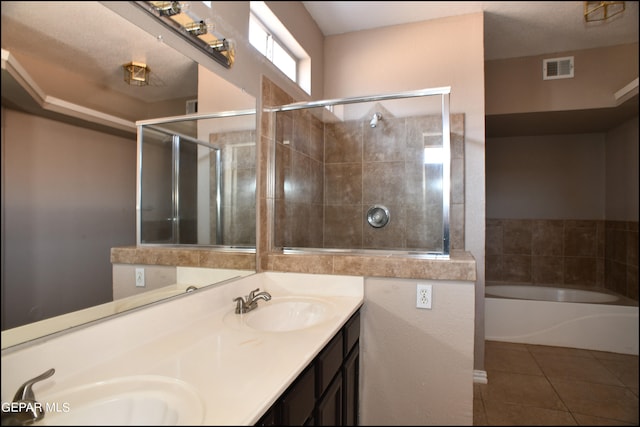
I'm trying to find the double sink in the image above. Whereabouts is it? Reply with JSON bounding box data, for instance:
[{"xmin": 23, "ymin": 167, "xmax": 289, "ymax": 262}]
[{"xmin": 2, "ymin": 273, "xmax": 362, "ymax": 425}]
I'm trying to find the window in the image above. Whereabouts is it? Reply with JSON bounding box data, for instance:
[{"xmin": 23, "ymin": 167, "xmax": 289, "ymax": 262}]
[{"xmin": 249, "ymin": 1, "xmax": 311, "ymax": 94}]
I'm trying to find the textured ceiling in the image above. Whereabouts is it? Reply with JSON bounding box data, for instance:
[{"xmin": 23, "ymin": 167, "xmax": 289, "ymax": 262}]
[
  {"xmin": 1, "ymin": 1, "xmax": 198, "ymax": 104},
  {"xmin": 303, "ymin": 1, "xmax": 639, "ymax": 60}
]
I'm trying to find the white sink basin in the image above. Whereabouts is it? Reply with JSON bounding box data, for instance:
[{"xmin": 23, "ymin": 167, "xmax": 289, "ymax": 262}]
[
  {"xmin": 241, "ymin": 296, "xmax": 334, "ymax": 332},
  {"xmin": 36, "ymin": 375, "xmax": 204, "ymax": 425}
]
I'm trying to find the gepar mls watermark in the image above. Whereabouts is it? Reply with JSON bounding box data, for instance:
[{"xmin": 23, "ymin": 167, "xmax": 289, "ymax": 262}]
[{"xmin": 2, "ymin": 400, "xmax": 71, "ymax": 414}]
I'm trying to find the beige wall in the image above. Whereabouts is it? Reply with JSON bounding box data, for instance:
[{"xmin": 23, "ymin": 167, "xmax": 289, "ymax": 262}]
[
  {"xmin": 265, "ymin": 1, "xmax": 325, "ymax": 99},
  {"xmin": 322, "ymin": 12, "xmax": 487, "ymax": 374},
  {"xmin": 604, "ymin": 117, "xmax": 639, "ymax": 301},
  {"xmin": 606, "ymin": 116, "xmax": 639, "ymax": 221},
  {"xmin": 361, "ymin": 277, "xmax": 475, "ymax": 425},
  {"xmin": 486, "ymin": 116, "xmax": 639, "ymax": 222},
  {"xmin": 112, "ymin": 265, "xmax": 177, "ymax": 299},
  {"xmin": 1, "ymin": 108, "xmax": 136, "ymax": 329},
  {"xmin": 197, "ymin": 1, "xmax": 325, "ymax": 102},
  {"xmin": 485, "ymin": 43, "xmax": 639, "ymax": 115},
  {"xmin": 486, "ymin": 133, "xmax": 606, "ymax": 219}
]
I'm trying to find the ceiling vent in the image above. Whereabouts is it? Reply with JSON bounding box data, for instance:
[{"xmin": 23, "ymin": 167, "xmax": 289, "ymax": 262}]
[
  {"xmin": 186, "ymin": 99, "xmax": 198, "ymax": 114},
  {"xmin": 543, "ymin": 56, "xmax": 574, "ymax": 80}
]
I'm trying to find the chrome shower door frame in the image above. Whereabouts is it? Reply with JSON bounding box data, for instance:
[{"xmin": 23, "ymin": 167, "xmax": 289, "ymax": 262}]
[{"xmin": 270, "ymin": 86, "xmax": 452, "ymax": 257}]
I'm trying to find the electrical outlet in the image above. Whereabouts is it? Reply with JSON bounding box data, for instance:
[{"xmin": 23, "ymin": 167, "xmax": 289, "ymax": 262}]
[
  {"xmin": 416, "ymin": 283, "xmax": 432, "ymax": 309},
  {"xmin": 135, "ymin": 268, "xmax": 145, "ymax": 288}
]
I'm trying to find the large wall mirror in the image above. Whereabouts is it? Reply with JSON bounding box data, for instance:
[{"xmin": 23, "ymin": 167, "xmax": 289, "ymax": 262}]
[{"xmin": 1, "ymin": 2, "xmax": 256, "ymax": 348}]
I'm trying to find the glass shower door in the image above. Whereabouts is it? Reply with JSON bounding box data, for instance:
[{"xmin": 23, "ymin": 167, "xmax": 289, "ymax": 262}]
[
  {"xmin": 138, "ymin": 128, "xmax": 218, "ymax": 245},
  {"xmin": 136, "ymin": 109, "xmax": 257, "ymax": 248}
]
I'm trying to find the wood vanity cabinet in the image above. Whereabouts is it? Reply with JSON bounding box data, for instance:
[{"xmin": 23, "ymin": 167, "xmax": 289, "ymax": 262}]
[{"xmin": 256, "ymin": 309, "xmax": 361, "ymax": 426}]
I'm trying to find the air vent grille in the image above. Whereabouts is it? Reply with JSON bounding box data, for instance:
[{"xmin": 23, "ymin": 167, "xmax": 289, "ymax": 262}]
[
  {"xmin": 186, "ymin": 99, "xmax": 198, "ymax": 114},
  {"xmin": 543, "ymin": 56, "xmax": 574, "ymax": 80}
]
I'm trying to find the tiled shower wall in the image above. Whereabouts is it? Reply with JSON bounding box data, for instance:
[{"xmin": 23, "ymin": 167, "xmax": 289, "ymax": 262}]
[
  {"xmin": 210, "ymin": 129, "xmax": 256, "ymax": 246},
  {"xmin": 267, "ymin": 78, "xmax": 465, "ymax": 252},
  {"xmin": 486, "ymin": 218, "xmax": 638, "ymax": 301},
  {"xmin": 321, "ymin": 112, "xmax": 465, "ymax": 251},
  {"xmin": 274, "ymin": 107, "xmax": 325, "ymax": 248}
]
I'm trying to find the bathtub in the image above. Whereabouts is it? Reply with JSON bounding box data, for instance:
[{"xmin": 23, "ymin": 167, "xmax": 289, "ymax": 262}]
[{"xmin": 485, "ymin": 283, "xmax": 639, "ymax": 355}]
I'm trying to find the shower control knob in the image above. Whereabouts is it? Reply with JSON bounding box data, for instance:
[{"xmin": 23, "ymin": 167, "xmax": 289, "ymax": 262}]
[{"xmin": 367, "ymin": 205, "xmax": 390, "ymax": 228}]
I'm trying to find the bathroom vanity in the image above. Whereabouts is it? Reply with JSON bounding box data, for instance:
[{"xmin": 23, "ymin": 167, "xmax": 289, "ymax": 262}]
[
  {"xmin": 256, "ymin": 309, "xmax": 360, "ymax": 425},
  {"xmin": 0, "ymin": 272, "xmax": 364, "ymax": 425}
]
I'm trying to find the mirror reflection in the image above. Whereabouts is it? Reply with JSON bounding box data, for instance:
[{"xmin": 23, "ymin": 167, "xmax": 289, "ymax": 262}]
[
  {"xmin": 138, "ymin": 112, "xmax": 256, "ymax": 247},
  {"xmin": 1, "ymin": 2, "xmax": 256, "ymax": 348}
]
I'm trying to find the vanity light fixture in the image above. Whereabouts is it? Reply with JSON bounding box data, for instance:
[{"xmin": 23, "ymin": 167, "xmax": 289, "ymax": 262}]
[
  {"xmin": 123, "ymin": 62, "xmax": 150, "ymax": 86},
  {"xmin": 138, "ymin": 1, "xmax": 235, "ymax": 68},
  {"xmin": 185, "ymin": 20, "xmax": 211, "ymax": 36},
  {"xmin": 155, "ymin": 1, "xmax": 183, "ymax": 16},
  {"xmin": 584, "ymin": 1, "xmax": 625, "ymax": 22}
]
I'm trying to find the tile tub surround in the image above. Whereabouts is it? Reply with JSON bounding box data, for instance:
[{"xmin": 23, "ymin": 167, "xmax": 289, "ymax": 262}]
[
  {"xmin": 486, "ymin": 218, "xmax": 638, "ymax": 301},
  {"xmin": 1, "ymin": 272, "xmax": 364, "ymax": 425}
]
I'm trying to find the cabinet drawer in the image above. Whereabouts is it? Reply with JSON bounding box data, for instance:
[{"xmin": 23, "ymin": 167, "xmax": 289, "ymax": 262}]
[
  {"xmin": 315, "ymin": 331, "xmax": 343, "ymax": 397},
  {"xmin": 343, "ymin": 311, "xmax": 360, "ymax": 356}
]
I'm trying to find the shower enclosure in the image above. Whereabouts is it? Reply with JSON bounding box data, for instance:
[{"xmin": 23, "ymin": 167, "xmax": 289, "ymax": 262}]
[
  {"xmin": 269, "ymin": 87, "xmax": 453, "ymax": 258},
  {"xmin": 136, "ymin": 109, "xmax": 256, "ymax": 248}
]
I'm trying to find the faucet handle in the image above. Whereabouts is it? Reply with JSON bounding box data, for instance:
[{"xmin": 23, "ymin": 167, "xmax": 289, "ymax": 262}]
[
  {"xmin": 13, "ymin": 368, "xmax": 55, "ymax": 402},
  {"xmin": 233, "ymin": 297, "xmax": 246, "ymax": 314},
  {"xmin": 247, "ymin": 288, "xmax": 260, "ymax": 300}
]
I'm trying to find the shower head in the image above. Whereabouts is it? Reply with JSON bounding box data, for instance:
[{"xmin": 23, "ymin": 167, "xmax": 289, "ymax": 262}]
[{"xmin": 370, "ymin": 113, "xmax": 382, "ymax": 128}]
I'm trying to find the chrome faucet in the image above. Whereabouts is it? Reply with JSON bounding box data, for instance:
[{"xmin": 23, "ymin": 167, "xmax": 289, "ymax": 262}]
[
  {"xmin": 233, "ymin": 288, "xmax": 272, "ymax": 314},
  {"xmin": 1, "ymin": 368, "xmax": 55, "ymax": 426}
]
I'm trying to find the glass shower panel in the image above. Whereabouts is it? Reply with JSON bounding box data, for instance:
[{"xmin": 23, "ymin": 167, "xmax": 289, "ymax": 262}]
[
  {"xmin": 139, "ymin": 129, "xmax": 174, "ymax": 243},
  {"xmin": 137, "ymin": 110, "xmax": 256, "ymax": 248},
  {"xmin": 138, "ymin": 127, "xmax": 215, "ymax": 245},
  {"xmin": 272, "ymin": 87, "xmax": 450, "ymax": 256}
]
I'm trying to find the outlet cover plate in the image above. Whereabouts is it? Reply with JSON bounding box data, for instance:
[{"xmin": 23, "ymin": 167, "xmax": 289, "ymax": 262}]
[
  {"xmin": 135, "ymin": 268, "xmax": 145, "ymax": 288},
  {"xmin": 416, "ymin": 283, "xmax": 432, "ymax": 309}
]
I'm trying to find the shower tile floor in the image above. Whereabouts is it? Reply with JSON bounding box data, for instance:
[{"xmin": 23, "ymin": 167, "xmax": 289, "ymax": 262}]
[{"xmin": 474, "ymin": 340, "xmax": 639, "ymax": 426}]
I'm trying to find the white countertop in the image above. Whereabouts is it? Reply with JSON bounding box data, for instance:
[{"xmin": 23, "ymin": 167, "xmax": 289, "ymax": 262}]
[{"xmin": 1, "ymin": 272, "xmax": 364, "ymax": 425}]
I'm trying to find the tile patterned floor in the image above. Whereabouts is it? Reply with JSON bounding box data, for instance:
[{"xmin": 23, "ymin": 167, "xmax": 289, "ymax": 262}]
[{"xmin": 474, "ymin": 341, "xmax": 639, "ymax": 426}]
